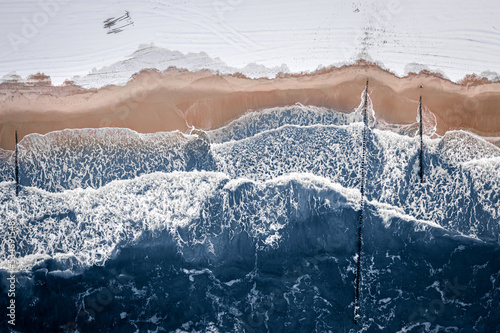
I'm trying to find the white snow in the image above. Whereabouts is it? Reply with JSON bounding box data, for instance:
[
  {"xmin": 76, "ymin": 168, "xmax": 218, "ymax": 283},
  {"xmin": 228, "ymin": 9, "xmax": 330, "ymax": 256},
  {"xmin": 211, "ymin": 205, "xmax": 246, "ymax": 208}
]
[{"xmin": 0, "ymin": 0, "xmax": 499, "ymax": 87}]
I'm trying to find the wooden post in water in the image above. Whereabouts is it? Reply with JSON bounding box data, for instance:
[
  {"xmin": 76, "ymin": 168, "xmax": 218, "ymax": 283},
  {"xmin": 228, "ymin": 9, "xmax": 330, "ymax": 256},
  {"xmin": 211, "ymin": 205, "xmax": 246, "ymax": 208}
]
[
  {"xmin": 354, "ymin": 80, "xmax": 369, "ymax": 324},
  {"xmin": 419, "ymin": 96, "xmax": 424, "ymax": 183},
  {"xmin": 15, "ymin": 130, "xmax": 19, "ymax": 196}
]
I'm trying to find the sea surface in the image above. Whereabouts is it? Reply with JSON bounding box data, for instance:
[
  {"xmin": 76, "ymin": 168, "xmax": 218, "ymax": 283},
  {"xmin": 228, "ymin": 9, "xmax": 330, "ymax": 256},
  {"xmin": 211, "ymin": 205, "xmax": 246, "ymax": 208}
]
[{"xmin": 1, "ymin": 102, "xmax": 499, "ymax": 332}]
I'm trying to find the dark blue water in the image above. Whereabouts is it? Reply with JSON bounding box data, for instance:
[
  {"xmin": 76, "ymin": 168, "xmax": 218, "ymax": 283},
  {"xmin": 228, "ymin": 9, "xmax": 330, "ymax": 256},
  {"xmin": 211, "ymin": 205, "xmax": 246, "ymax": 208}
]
[{"xmin": 1, "ymin": 105, "xmax": 499, "ymax": 332}]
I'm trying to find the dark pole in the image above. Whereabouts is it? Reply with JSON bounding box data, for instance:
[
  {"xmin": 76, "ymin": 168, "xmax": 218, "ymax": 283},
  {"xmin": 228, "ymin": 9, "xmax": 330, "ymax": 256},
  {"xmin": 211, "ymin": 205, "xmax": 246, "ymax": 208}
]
[
  {"xmin": 15, "ymin": 130, "xmax": 19, "ymax": 196},
  {"xmin": 354, "ymin": 80, "xmax": 368, "ymax": 324},
  {"xmin": 419, "ymin": 96, "xmax": 424, "ymax": 183}
]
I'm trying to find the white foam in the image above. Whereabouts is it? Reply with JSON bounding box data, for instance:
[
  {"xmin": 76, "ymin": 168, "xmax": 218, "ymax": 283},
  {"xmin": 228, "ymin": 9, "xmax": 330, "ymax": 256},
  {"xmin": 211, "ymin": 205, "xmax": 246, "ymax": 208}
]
[
  {"xmin": 0, "ymin": 170, "xmax": 362, "ymax": 272},
  {"xmin": 0, "ymin": 171, "xmax": 228, "ymax": 271}
]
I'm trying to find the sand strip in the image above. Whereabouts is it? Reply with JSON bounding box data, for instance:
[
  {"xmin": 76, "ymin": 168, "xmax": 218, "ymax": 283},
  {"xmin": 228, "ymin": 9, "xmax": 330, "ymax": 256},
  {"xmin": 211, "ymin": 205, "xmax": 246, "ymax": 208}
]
[{"xmin": 1, "ymin": 63, "xmax": 500, "ymax": 150}]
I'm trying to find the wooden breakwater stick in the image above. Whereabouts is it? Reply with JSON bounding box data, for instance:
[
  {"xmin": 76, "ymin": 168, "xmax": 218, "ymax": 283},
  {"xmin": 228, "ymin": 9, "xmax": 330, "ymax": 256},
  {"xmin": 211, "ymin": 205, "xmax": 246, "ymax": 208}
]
[
  {"xmin": 15, "ymin": 130, "xmax": 19, "ymax": 197},
  {"xmin": 354, "ymin": 79, "xmax": 369, "ymax": 324},
  {"xmin": 419, "ymin": 95, "xmax": 424, "ymax": 183}
]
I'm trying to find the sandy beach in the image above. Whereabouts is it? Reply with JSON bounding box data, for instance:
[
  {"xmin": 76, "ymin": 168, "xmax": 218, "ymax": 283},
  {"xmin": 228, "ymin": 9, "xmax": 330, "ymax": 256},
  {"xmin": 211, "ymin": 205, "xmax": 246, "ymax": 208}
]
[{"xmin": 1, "ymin": 62, "xmax": 500, "ymax": 150}]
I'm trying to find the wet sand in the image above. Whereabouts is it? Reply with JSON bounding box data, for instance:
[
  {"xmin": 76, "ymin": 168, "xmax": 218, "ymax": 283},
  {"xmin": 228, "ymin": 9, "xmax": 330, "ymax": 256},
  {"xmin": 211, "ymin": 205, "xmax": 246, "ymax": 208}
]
[{"xmin": 1, "ymin": 62, "xmax": 500, "ymax": 150}]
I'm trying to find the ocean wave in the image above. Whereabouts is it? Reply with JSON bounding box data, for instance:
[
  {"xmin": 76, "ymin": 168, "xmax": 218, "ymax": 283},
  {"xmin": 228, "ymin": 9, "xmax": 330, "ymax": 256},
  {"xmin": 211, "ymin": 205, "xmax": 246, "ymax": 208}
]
[
  {"xmin": 1, "ymin": 107, "xmax": 498, "ymax": 251},
  {"xmin": 1, "ymin": 106, "xmax": 499, "ymax": 332},
  {"xmin": 1, "ymin": 171, "xmax": 360, "ymax": 272},
  {"xmin": 1, "ymin": 168, "xmax": 496, "ymax": 274},
  {"xmin": 1, "ymin": 170, "xmax": 498, "ymax": 332},
  {"xmin": 13, "ymin": 127, "xmax": 215, "ymax": 192}
]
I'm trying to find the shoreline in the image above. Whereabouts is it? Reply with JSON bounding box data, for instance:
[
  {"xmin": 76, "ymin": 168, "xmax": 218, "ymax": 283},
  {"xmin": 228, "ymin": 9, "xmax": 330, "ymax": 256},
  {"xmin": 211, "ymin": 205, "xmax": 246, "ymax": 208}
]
[{"xmin": 1, "ymin": 62, "xmax": 500, "ymax": 150}]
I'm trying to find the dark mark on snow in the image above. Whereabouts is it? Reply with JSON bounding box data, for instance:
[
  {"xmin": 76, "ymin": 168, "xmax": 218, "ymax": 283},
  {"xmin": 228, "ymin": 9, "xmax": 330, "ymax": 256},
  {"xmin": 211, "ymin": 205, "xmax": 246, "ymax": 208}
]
[{"xmin": 103, "ymin": 11, "xmax": 134, "ymax": 34}]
